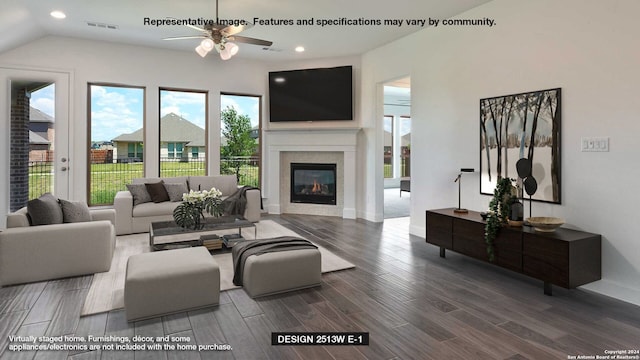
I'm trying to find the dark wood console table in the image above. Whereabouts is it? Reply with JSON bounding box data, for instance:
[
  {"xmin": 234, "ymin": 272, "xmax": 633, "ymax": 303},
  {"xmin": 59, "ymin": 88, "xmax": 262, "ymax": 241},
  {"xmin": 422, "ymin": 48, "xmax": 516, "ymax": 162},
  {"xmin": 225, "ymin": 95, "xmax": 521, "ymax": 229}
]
[{"xmin": 426, "ymin": 208, "xmax": 601, "ymax": 295}]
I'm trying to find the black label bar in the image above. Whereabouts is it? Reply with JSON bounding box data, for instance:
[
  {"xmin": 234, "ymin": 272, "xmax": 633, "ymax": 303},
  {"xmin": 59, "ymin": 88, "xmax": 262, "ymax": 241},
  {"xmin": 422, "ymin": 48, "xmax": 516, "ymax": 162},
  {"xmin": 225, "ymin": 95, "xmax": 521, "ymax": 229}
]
[{"xmin": 271, "ymin": 332, "xmax": 369, "ymax": 346}]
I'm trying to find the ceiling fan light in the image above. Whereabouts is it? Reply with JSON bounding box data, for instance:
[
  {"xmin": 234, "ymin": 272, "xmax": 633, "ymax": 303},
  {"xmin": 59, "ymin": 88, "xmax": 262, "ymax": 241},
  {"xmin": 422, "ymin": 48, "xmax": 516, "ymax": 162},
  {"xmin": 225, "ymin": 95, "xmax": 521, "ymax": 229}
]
[
  {"xmin": 226, "ymin": 42, "xmax": 239, "ymax": 56},
  {"xmin": 195, "ymin": 44, "xmax": 209, "ymax": 57},
  {"xmin": 200, "ymin": 38, "xmax": 215, "ymax": 51},
  {"xmin": 219, "ymin": 47, "xmax": 232, "ymax": 60}
]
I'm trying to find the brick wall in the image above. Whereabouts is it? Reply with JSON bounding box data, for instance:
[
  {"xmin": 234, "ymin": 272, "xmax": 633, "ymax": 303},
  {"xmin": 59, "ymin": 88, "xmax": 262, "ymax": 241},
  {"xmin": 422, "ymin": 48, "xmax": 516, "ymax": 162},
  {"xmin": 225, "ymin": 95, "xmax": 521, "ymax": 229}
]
[
  {"xmin": 90, "ymin": 149, "xmax": 113, "ymax": 164},
  {"xmin": 10, "ymin": 89, "xmax": 30, "ymax": 211}
]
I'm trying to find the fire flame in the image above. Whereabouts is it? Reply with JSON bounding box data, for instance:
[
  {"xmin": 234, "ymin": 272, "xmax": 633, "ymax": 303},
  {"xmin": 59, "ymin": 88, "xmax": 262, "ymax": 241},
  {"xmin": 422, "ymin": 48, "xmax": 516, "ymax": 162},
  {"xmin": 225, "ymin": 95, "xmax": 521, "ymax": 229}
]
[{"xmin": 312, "ymin": 179, "xmax": 322, "ymax": 193}]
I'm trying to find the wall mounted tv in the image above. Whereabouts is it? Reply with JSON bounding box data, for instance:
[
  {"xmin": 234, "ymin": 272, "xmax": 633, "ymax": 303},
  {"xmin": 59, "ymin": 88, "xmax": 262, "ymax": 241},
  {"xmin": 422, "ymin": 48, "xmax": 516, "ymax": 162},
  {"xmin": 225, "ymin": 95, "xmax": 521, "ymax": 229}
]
[{"xmin": 269, "ymin": 65, "xmax": 353, "ymax": 122}]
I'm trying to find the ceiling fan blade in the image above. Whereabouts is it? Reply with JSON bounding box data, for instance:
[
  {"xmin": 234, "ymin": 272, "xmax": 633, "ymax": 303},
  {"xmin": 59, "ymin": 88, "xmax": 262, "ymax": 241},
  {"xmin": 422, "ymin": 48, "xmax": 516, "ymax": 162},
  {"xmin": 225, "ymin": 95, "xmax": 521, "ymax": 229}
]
[
  {"xmin": 221, "ymin": 22, "xmax": 254, "ymax": 36},
  {"xmin": 229, "ymin": 35, "xmax": 273, "ymax": 47},
  {"xmin": 165, "ymin": 17, "xmax": 208, "ymax": 34},
  {"xmin": 163, "ymin": 35, "xmax": 208, "ymax": 41}
]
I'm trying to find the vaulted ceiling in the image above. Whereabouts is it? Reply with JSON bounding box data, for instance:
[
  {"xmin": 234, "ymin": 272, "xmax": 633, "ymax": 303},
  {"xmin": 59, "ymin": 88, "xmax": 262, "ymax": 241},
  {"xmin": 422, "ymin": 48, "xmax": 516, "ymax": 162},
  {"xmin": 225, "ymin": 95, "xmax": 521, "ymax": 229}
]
[{"xmin": 0, "ymin": 0, "xmax": 491, "ymax": 60}]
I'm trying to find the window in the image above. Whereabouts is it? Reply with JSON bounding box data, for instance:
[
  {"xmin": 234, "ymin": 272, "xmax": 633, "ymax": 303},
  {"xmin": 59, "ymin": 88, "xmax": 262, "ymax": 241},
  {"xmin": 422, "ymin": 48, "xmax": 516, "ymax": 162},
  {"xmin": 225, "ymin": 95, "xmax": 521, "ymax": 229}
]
[
  {"xmin": 88, "ymin": 84, "xmax": 145, "ymax": 205},
  {"xmin": 220, "ymin": 93, "xmax": 262, "ymax": 188},
  {"xmin": 127, "ymin": 142, "xmax": 143, "ymax": 159},
  {"xmin": 383, "ymin": 116, "xmax": 394, "ymax": 178},
  {"xmin": 160, "ymin": 88, "xmax": 207, "ymax": 177},
  {"xmin": 399, "ymin": 116, "xmax": 411, "ymax": 177}
]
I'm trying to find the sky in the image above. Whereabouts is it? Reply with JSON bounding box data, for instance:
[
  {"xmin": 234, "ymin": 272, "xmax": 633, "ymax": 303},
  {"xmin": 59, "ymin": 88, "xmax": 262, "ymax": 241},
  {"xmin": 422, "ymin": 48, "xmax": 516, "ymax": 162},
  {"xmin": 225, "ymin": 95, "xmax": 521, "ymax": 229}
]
[
  {"xmin": 31, "ymin": 84, "xmax": 55, "ymax": 118},
  {"xmin": 383, "ymin": 116, "xmax": 412, "ymax": 137},
  {"xmin": 220, "ymin": 94, "xmax": 260, "ymax": 129},
  {"xmin": 90, "ymin": 85, "xmax": 144, "ymax": 142}
]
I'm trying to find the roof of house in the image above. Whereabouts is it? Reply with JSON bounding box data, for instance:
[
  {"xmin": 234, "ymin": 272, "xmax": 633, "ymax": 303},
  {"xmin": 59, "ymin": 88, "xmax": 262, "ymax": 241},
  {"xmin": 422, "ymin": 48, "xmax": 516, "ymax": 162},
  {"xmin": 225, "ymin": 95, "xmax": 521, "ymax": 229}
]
[
  {"xmin": 112, "ymin": 113, "xmax": 205, "ymax": 147},
  {"xmin": 29, "ymin": 130, "xmax": 50, "ymax": 145},
  {"xmin": 30, "ymin": 107, "xmax": 54, "ymax": 123}
]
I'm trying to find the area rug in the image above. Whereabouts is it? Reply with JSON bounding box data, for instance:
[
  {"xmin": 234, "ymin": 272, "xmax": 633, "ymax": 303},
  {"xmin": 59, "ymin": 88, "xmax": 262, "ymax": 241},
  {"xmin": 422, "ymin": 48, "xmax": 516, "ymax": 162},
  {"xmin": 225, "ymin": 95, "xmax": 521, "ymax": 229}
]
[{"xmin": 81, "ymin": 220, "xmax": 354, "ymax": 316}]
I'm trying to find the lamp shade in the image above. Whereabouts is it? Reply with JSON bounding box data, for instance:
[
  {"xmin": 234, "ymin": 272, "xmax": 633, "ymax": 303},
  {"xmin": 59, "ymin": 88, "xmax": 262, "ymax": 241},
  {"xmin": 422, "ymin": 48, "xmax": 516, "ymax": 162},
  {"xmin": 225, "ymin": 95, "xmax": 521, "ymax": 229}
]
[
  {"xmin": 226, "ymin": 42, "xmax": 239, "ymax": 56},
  {"xmin": 200, "ymin": 38, "xmax": 215, "ymax": 51},
  {"xmin": 219, "ymin": 46, "xmax": 231, "ymax": 60},
  {"xmin": 195, "ymin": 45, "xmax": 208, "ymax": 58}
]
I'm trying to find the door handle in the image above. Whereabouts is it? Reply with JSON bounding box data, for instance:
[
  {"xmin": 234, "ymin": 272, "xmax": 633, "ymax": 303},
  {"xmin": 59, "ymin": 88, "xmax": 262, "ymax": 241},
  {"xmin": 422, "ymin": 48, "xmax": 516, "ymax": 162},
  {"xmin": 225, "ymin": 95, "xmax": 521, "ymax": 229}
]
[{"xmin": 61, "ymin": 167, "xmax": 68, "ymax": 172}]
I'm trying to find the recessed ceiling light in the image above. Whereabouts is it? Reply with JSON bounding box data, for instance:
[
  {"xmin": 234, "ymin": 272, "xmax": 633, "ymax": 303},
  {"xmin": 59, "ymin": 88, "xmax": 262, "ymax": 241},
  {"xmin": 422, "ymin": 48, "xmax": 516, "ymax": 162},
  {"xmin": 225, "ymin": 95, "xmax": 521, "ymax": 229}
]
[
  {"xmin": 50, "ymin": 11, "xmax": 66, "ymax": 19},
  {"xmin": 295, "ymin": 46, "xmax": 305, "ymax": 52}
]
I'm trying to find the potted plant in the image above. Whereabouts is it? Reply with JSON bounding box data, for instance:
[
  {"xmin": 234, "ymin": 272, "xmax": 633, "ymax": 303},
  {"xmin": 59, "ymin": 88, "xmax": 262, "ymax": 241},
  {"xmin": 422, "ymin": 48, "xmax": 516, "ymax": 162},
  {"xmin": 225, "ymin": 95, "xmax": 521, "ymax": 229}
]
[
  {"xmin": 173, "ymin": 188, "xmax": 224, "ymax": 229},
  {"xmin": 484, "ymin": 177, "xmax": 517, "ymax": 261}
]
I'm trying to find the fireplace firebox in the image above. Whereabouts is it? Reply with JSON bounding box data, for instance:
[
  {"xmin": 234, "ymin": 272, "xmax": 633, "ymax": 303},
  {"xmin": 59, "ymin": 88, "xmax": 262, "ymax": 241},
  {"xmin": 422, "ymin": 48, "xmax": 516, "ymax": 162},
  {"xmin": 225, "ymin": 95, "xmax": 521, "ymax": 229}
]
[{"xmin": 290, "ymin": 163, "xmax": 337, "ymax": 205}]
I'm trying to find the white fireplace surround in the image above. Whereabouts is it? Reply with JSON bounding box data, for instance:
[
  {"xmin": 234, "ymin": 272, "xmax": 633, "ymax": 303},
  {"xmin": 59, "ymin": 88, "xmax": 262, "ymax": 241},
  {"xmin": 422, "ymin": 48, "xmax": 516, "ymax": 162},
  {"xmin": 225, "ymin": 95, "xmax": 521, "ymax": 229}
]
[{"xmin": 265, "ymin": 128, "xmax": 360, "ymax": 219}]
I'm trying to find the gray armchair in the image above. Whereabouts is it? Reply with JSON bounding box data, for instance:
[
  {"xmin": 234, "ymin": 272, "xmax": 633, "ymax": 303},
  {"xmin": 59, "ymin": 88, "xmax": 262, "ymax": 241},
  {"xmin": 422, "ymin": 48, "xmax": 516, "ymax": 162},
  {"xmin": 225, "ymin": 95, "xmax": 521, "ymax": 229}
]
[{"xmin": 0, "ymin": 207, "xmax": 116, "ymax": 286}]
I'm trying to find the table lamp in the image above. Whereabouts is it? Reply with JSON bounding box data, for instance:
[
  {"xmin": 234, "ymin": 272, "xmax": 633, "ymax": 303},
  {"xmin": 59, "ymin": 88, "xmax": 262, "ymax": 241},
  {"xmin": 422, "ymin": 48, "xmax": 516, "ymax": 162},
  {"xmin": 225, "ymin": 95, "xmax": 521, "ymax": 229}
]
[{"xmin": 454, "ymin": 168, "xmax": 475, "ymax": 213}]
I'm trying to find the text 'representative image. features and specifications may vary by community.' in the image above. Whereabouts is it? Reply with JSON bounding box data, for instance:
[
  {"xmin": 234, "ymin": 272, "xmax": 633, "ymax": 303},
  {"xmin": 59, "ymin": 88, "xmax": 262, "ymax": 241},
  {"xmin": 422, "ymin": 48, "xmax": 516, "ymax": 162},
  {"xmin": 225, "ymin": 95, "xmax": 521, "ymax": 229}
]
[{"xmin": 143, "ymin": 17, "xmax": 497, "ymax": 28}]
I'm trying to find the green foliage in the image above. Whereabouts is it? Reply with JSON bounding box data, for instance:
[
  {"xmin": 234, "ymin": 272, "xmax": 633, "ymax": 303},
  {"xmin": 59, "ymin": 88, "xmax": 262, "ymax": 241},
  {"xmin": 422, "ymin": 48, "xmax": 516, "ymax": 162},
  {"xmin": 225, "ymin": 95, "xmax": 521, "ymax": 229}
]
[
  {"xmin": 173, "ymin": 203, "xmax": 203, "ymax": 229},
  {"xmin": 221, "ymin": 106, "xmax": 256, "ymax": 182},
  {"xmin": 173, "ymin": 191, "xmax": 224, "ymax": 229},
  {"xmin": 485, "ymin": 177, "xmax": 516, "ymax": 262}
]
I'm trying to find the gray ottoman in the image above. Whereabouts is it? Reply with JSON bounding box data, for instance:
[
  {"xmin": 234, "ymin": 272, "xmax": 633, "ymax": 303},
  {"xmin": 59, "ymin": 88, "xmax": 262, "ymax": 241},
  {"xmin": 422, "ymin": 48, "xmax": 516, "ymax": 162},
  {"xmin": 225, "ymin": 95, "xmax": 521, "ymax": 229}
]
[
  {"xmin": 243, "ymin": 248, "xmax": 321, "ymax": 298},
  {"xmin": 124, "ymin": 247, "xmax": 220, "ymax": 321}
]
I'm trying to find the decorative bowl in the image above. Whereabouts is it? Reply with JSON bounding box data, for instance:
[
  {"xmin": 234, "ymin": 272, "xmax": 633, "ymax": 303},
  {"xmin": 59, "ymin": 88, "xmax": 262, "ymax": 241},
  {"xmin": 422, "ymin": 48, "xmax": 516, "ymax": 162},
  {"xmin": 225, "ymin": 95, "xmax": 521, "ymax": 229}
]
[
  {"xmin": 508, "ymin": 219, "xmax": 523, "ymax": 227},
  {"xmin": 526, "ymin": 217, "xmax": 565, "ymax": 232}
]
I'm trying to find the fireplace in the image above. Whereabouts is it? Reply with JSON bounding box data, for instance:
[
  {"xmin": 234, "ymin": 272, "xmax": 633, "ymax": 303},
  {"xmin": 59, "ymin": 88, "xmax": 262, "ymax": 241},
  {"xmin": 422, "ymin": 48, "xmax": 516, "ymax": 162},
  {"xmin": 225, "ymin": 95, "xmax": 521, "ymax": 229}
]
[{"xmin": 290, "ymin": 163, "xmax": 337, "ymax": 205}]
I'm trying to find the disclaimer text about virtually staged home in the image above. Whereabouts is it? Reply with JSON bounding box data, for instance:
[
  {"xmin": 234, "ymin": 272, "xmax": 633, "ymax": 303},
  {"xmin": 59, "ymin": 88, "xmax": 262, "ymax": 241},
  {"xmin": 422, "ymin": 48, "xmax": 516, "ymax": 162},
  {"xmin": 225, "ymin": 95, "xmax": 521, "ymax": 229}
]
[
  {"xmin": 143, "ymin": 17, "xmax": 497, "ymax": 28},
  {"xmin": 6, "ymin": 332, "xmax": 370, "ymax": 353},
  {"xmin": 6, "ymin": 335, "xmax": 639, "ymax": 358}
]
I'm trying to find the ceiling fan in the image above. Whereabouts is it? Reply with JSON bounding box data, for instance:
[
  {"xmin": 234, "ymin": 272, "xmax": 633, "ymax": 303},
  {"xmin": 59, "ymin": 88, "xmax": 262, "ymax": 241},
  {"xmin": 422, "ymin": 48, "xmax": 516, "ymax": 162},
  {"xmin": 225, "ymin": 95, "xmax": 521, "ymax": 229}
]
[{"xmin": 163, "ymin": 0, "xmax": 273, "ymax": 60}]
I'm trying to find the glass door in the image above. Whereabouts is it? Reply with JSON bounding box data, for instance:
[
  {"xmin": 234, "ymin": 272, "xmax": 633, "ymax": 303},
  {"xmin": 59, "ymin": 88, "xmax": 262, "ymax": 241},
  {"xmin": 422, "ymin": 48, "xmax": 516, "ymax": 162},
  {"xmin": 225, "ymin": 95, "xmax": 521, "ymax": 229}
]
[{"xmin": 1, "ymin": 67, "xmax": 70, "ymax": 215}]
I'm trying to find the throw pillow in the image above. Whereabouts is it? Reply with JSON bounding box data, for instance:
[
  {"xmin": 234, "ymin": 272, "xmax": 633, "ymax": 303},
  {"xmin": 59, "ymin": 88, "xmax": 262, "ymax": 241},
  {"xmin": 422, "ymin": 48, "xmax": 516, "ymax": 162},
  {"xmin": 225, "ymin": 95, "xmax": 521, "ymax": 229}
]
[
  {"xmin": 164, "ymin": 182, "xmax": 189, "ymax": 202},
  {"xmin": 27, "ymin": 193, "xmax": 63, "ymax": 225},
  {"xmin": 59, "ymin": 199, "xmax": 92, "ymax": 223},
  {"xmin": 145, "ymin": 181, "xmax": 170, "ymax": 203},
  {"xmin": 126, "ymin": 183, "xmax": 152, "ymax": 206}
]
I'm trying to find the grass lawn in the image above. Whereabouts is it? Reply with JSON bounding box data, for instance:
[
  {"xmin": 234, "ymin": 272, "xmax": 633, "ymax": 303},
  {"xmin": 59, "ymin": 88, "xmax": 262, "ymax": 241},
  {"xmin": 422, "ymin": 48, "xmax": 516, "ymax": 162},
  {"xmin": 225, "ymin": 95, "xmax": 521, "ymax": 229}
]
[{"xmin": 25, "ymin": 161, "xmax": 259, "ymax": 205}]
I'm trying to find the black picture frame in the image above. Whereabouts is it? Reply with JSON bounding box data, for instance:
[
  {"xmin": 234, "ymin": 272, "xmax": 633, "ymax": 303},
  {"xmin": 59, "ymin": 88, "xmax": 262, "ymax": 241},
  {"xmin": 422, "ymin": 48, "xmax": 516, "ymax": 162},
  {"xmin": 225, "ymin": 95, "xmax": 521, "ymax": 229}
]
[{"xmin": 480, "ymin": 88, "xmax": 561, "ymax": 204}]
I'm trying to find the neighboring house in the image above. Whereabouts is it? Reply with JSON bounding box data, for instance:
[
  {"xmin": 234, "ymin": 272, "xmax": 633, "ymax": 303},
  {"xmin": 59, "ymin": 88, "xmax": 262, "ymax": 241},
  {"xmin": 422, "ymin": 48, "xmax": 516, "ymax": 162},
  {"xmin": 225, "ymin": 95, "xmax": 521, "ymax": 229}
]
[
  {"xmin": 112, "ymin": 113, "xmax": 205, "ymax": 162},
  {"xmin": 28, "ymin": 106, "xmax": 54, "ymax": 162}
]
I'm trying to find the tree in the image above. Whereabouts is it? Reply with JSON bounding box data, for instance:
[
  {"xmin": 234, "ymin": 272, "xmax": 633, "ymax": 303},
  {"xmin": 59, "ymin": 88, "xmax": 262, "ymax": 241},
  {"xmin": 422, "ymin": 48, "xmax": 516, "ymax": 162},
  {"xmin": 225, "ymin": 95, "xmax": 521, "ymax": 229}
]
[{"xmin": 220, "ymin": 106, "xmax": 255, "ymax": 183}]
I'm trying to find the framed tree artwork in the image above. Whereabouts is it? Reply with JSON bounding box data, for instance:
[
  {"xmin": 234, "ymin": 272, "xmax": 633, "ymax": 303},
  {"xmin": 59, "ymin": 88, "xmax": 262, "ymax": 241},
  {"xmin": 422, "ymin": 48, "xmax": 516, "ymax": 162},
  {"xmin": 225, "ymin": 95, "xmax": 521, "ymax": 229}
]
[{"xmin": 480, "ymin": 88, "xmax": 561, "ymax": 204}]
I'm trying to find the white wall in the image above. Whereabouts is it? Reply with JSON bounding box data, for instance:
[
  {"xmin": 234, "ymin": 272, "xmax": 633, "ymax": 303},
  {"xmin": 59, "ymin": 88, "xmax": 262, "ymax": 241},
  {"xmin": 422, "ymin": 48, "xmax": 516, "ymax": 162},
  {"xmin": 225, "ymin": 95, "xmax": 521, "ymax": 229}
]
[{"xmin": 361, "ymin": 0, "xmax": 640, "ymax": 305}]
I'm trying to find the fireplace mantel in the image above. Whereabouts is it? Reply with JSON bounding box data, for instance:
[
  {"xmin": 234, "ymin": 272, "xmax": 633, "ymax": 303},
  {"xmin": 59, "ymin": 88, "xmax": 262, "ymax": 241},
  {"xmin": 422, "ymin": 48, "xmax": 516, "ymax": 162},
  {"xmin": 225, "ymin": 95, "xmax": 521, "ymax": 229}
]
[{"xmin": 264, "ymin": 128, "xmax": 361, "ymax": 218}]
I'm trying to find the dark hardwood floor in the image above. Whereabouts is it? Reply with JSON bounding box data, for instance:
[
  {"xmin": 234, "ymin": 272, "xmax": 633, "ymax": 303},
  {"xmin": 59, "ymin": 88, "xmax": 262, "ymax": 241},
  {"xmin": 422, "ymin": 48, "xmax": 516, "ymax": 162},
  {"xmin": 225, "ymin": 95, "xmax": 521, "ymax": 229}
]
[{"xmin": 1, "ymin": 214, "xmax": 639, "ymax": 359}]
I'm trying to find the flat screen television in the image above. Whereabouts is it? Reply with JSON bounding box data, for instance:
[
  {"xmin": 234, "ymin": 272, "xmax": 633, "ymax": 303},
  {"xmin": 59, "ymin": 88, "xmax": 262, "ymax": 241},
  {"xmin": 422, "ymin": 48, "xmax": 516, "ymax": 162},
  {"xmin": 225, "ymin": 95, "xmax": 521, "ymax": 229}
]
[{"xmin": 269, "ymin": 65, "xmax": 353, "ymax": 122}]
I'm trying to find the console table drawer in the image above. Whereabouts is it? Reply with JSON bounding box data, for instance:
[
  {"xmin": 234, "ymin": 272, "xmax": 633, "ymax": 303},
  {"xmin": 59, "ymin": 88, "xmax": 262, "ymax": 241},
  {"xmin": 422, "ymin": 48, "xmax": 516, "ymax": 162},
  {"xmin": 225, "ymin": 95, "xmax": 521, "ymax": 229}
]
[
  {"xmin": 523, "ymin": 233, "xmax": 568, "ymax": 258},
  {"xmin": 494, "ymin": 230, "xmax": 523, "ymax": 271},
  {"xmin": 452, "ymin": 219, "xmax": 487, "ymax": 261},
  {"xmin": 426, "ymin": 212, "xmax": 452, "ymax": 249},
  {"xmin": 523, "ymin": 254, "xmax": 570, "ymax": 288}
]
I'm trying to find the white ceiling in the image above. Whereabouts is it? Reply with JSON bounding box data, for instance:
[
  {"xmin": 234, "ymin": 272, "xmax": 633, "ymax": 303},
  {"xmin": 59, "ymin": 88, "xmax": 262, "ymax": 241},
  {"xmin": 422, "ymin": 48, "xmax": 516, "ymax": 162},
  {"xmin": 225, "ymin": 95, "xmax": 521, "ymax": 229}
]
[
  {"xmin": 0, "ymin": 0, "xmax": 491, "ymax": 61},
  {"xmin": 385, "ymin": 77, "xmax": 411, "ymax": 106}
]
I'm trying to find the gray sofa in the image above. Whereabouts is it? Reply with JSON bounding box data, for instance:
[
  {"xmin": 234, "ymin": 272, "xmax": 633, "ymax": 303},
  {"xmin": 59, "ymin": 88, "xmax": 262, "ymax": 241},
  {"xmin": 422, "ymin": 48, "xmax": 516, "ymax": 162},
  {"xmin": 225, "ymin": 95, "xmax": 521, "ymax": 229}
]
[
  {"xmin": 0, "ymin": 207, "xmax": 116, "ymax": 286},
  {"xmin": 114, "ymin": 175, "xmax": 261, "ymax": 235}
]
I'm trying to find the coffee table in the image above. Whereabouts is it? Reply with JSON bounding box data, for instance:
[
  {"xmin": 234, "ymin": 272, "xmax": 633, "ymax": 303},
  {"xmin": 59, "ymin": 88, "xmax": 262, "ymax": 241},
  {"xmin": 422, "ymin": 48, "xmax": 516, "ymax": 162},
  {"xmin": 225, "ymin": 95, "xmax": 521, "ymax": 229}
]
[{"xmin": 149, "ymin": 215, "xmax": 256, "ymax": 251}]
